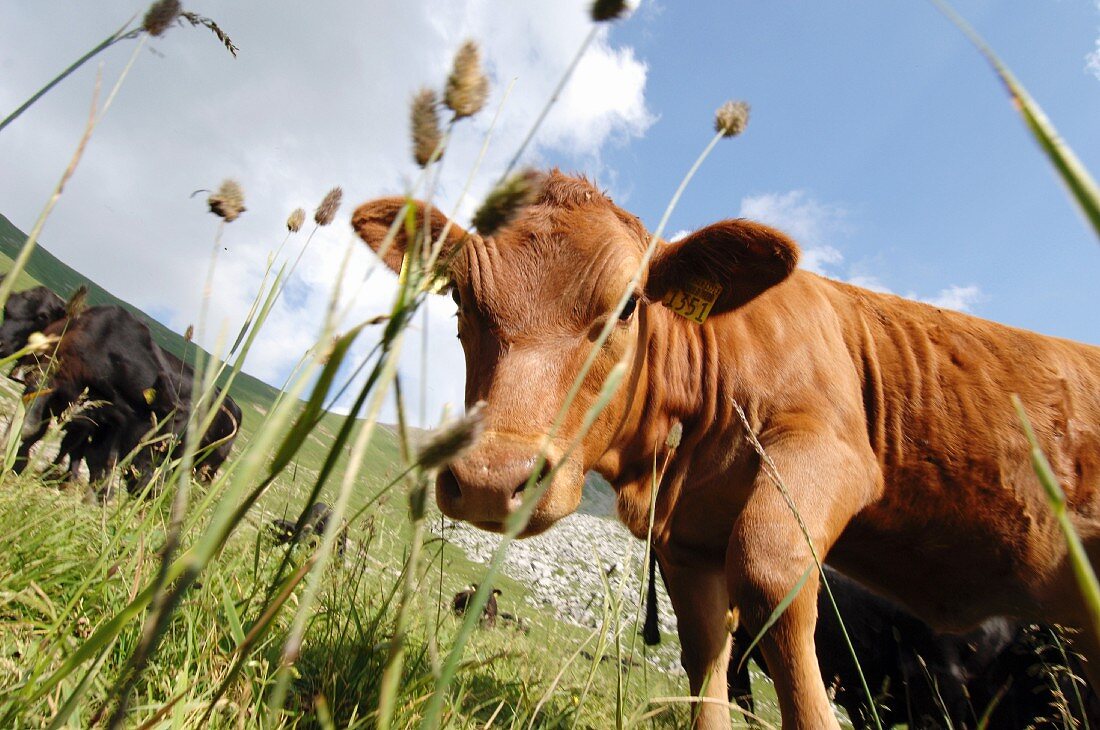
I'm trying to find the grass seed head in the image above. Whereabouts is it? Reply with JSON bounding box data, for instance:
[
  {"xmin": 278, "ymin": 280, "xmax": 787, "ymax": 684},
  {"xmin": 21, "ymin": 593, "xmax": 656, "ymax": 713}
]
[
  {"xmin": 715, "ymin": 100, "xmax": 751, "ymax": 138},
  {"xmin": 314, "ymin": 188, "xmax": 343, "ymax": 227},
  {"xmin": 143, "ymin": 0, "xmax": 181, "ymax": 37},
  {"xmin": 445, "ymin": 40, "xmax": 490, "ymax": 120},
  {"xmin": 26, "ymin": 332, "xmax": 58, "ymax": 353},
  {"xmin": 590, "ymin": 0, "xmax": 629, "ymax": 22},
  {"xmin": 411, "ymin": 88, "xmax": 444, "ymax": 168},
  {"xmin": 471, "ymin": 169, "xmax": 545, "ymax": 236},
  {"xmin": 287, "ymin": 207, "xmax": 305, "ymax": 233},
  {"xmin": 666, "ymin": 421, "xmax": 683, "ymax": 449},
  {"xmin": 416, "ymin": 401, "xmax": 486, "ymax": 472},
  {"xmin": 66, "ymin": 285, "xmax": 88, "ymax": 319},
  {"xmin": 320, "ymin": 334, "xmax": 339, "ymax": 365},
  {"xmin": 184, "ymin": 324, "xmax": 194, "ymax": 342},
  {"xmin": 179, "ymin": 11, "xmax": 239, "ymax": 57},
  {"xmin": 208, "ymin": 179, "xmax": 246, "ymax": 222}
]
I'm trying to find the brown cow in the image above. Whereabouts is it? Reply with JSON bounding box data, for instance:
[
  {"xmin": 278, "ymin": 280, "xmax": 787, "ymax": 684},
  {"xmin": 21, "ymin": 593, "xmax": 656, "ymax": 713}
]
[{"xmin": 352, "ymin": 172, "xmax": 1100, "ymax": 729}]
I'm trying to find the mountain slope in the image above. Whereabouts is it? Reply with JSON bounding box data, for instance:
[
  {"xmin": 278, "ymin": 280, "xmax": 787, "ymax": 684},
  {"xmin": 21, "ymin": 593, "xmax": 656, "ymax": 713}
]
[{"xmin": 0, "ymin": 213, "xmax": 279, "ymax": 409}]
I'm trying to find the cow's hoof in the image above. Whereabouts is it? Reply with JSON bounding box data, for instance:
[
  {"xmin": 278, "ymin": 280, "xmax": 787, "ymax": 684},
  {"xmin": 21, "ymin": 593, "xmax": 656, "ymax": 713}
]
[{"xmin": 86, "ymin": 486, "xmax": 113, "ymax": 506}]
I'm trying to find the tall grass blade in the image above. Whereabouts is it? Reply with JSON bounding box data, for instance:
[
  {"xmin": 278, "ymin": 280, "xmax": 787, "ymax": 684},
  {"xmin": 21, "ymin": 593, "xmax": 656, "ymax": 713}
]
[
  {"xmin": 1012, "ymin": 395, "xmax": 1100, "ymax": 646},
  {"xmin": 931, "ymin": 0, "xmax": 1100, "ymax": 240},
  {"xmin": 0, "ymin": 17, "xmax": 136, "ymax": 134}
]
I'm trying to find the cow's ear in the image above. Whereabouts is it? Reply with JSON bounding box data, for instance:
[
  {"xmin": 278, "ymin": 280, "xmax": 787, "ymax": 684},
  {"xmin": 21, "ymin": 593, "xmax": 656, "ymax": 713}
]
[
  {"xmin": 351, "ymin": 197, "xmax": 474, "ymax": 282},
  {"xmin": 644, "ymin": 219, "xmax": 800, "ymax": 315}
]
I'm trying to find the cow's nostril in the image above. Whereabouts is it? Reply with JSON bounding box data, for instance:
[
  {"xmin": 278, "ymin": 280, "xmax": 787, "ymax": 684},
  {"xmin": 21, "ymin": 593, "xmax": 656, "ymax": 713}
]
[
  {"xmin": 438, "ymin": 468, "xmax": 462, "ymax": 502},
  {"xmin": 511, "ymin": 461, "xmax": 552, "ymax": 501}
]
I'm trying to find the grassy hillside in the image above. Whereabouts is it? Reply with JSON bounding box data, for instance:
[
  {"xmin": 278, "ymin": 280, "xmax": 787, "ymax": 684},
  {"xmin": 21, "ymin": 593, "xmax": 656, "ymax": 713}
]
[{"xmin": 0, "ymin": 213, "xmax": 278, "ymax": 410}]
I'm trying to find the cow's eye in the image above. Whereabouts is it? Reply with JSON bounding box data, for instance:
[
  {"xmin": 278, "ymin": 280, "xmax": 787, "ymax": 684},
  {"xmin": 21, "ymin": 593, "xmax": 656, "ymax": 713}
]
[
  {"xmin": 619, "ymin": 294, "xmax": 638, "ymax": 322},
  {"xmin": 451, "ymin": 288, "xmax": 461, "ymax": 308}
]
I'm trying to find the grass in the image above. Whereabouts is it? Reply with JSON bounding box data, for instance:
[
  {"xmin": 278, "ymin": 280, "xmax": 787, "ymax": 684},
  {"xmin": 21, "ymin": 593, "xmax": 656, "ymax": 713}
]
[{"xmin": 0, "ymin": 480, "xmax": 692, "ymax": 728}]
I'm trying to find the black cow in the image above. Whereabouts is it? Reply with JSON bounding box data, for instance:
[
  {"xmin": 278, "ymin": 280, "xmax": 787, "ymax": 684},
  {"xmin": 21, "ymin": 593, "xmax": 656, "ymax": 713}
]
[
  {"xmin": 2, "ymin": 287, "xmax": 122, "ymax": 483},
  {"xmin": 15, "ymin": 306, "xmax": 188, "ymax": 495},
  {"xmin": 723, "ymin": 567, "xmax": 1099, "ymax": 728},
  {"xmin": 452, "ymin": 584, "xmax": 502, "ymax": 628},
  {"xmin": 269, "ymin": 501, "xmax": 348, "ymax": 556},
  {"xmin": 2, "ymin": 287, "xmax": 241, "ymax": 484}
]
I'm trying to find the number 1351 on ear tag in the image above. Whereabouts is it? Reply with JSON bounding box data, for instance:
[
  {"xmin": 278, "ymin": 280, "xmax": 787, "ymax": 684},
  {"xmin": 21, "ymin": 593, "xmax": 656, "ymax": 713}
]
[{"xmin": 662, "ymin": 277, "xmax": 722, "ymax": 324}]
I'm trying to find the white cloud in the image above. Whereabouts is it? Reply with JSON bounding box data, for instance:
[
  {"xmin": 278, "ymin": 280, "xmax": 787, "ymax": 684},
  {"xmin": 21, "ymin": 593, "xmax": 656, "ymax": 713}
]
[
  {"xmin": 845, "ymin": 273, "xmax": 893, "ymax": 294},
  {"xmin": 737, "ymin": 190, "xmax": 983, "ymax": 312},
  {"xmin": 917, "ymin": 284, "xmax": 983, "ymax": 312},
  {"xmin": 738, "ymin": 190, "xmax": 847, "ymax": 274},
  {"xmin": 0, "ymin": 0, "xmax": 653, "ymax": 426},
  {"xmin": 1087, "ymin": 2, "xmax": 1100, "ymax": 81}
]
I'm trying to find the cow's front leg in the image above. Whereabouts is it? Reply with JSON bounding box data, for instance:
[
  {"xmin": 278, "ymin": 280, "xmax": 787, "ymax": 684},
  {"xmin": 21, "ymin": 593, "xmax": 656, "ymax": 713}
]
[
  {"xmin": 661, "ymin": 556, "xmax": 733, "ymax": 729},
  {"xmin": 729, "ymin": 437, "xmax": 875, "ymax": 730},
  {"xmin": 13, "ymin": 393, "xmax": 55, "ymax": 475}
]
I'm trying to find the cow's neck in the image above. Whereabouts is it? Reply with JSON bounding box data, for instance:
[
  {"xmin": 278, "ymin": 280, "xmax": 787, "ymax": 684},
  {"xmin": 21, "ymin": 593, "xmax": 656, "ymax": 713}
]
[{"xmin": 598, "ymin": 301, "xmax": 752, "ymax": 542}]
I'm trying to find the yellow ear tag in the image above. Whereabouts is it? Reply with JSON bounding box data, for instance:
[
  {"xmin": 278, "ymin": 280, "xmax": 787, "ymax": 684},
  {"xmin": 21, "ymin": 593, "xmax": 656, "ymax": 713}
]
[
  {"xmin": 143, "ymin": 388, "xmax": 157, "ymax": 405},
  {"xmin": 662, "ymin": 277, "xmax": 722, "ymax": 324}
]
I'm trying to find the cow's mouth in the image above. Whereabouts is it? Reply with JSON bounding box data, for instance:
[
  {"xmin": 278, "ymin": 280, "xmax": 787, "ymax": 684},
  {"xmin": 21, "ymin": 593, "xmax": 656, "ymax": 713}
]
[
  {"xmin": 440, "ymin": 482, "xmax": 579, "ymax": 539},
  {"xmin": 469, "ymin": 512, "xmax": 562, "ymax": 538},
  {"xmin": 434, "ymin": 433, "xmax": 585, "ymax": 538},
  {"xmin": 460, "ymin": 503, "xmax": 567, "ymax": 538}
]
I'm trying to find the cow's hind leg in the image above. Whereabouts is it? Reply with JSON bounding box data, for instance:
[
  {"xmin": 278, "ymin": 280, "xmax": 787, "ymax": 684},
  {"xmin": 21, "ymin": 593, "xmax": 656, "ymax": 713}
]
[
  {"xmin": 85, "ymin": 411, "xmax": 133, "ymax": 503},
  {"xmin": 728, "ymin": 433, "xmax": 878, "ymax": 730}
]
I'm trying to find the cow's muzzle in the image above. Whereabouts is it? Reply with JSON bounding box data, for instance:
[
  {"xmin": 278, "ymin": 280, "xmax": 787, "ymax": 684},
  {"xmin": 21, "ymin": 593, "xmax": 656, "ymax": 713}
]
[{"xmin": 435, "ymin": 431, "xmax": 579, "ymax": 536}]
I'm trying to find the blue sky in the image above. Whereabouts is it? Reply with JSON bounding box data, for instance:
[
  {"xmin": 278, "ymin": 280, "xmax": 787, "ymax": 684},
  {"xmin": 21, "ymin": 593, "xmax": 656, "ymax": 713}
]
[
  {"xmin": 1, "ymin": 1, "xmax": 1098, "ymax": 424},
  {"xmin": 602, "ymin": 1, "xmax": 1100, "ymax": 343}
]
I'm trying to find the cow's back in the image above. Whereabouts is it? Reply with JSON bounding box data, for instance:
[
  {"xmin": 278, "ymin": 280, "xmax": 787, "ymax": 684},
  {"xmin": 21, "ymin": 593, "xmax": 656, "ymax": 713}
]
[
  {"xmin": 813, "ymin": 276, "xmax": 1100, "ymax": 625},
  {"xmin": 44, "ymin": 306, "xmax": 162, "ymax": 403}
]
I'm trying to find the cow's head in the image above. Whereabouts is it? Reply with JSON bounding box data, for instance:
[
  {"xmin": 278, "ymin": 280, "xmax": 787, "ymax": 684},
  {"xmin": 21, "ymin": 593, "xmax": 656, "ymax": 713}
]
[
  {"xmin": 0, "ymin": 286, "xmax": 65, "ymax": 358},
  {"xmin": 353, "ymin": 172, "xmax": 798, "ymax": 537}
]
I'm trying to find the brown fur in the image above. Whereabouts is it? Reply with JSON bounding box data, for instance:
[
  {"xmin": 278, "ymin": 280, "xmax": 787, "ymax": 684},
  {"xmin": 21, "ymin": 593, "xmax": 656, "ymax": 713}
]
[{"xmin": 352, "ymin": 171, "xmax": 1100, "ymax": 729}]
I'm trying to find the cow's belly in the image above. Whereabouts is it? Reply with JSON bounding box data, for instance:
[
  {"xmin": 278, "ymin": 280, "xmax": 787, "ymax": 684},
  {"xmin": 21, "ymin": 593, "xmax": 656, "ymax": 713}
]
[{"xmin": 826, "ymin": 471, "xmax": 1062, "ymax": 630}]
